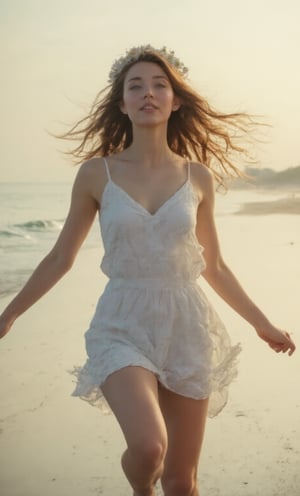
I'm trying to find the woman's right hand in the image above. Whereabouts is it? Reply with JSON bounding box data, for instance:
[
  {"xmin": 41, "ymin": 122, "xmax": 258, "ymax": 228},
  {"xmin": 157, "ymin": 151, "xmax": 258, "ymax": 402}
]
[{"xmin": 0, "ymin": 316, "xmax": 14, "ymax": 339}]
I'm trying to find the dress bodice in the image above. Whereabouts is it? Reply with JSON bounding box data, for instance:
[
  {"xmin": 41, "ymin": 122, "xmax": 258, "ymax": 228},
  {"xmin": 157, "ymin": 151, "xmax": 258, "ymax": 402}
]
[{"xmin": 98, "ymin": 158, "xmax": 206, "ymax": 282}]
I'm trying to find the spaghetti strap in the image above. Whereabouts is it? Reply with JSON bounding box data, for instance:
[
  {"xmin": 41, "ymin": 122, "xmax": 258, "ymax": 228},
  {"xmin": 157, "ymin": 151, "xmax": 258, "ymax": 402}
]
[
  {"xmin": 103, "ymin": 158, "xmax": 111, "ymax": 181},
  {"xmin": 187, "ymin": 160, "xmax": 191, "ymax": 182}
]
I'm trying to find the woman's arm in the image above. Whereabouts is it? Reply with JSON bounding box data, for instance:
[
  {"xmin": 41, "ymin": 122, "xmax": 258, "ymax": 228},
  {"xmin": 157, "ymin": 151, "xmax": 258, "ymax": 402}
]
[
  {"xmin": 193, "ymin": 164, "xmax": 296, "ymax": 356},
  {"xmin": 0, "ymin": 162, "xmax": 99, "ymax": 338}
]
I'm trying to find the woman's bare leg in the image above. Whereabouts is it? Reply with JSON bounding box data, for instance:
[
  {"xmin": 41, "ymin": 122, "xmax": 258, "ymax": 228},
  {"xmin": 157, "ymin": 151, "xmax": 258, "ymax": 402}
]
[
  {"xmin": 159, "ymin": 386, "xmax": 209, "ymax": 496},
  {"xmin": 101, "ymin": 366, "xmax": 168, "ymax": 496}
]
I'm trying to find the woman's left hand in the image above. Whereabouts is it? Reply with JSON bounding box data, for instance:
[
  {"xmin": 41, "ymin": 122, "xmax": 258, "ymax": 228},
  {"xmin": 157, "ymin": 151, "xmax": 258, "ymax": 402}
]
[{"xmin": 255, "ymin": 324, "xmax": 296, "ymax": 356}]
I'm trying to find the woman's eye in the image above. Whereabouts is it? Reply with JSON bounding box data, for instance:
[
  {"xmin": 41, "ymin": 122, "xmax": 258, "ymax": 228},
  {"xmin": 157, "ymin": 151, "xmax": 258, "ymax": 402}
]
[{"xmin": 129, "ymin": 85, "xmax": 141, "ymax": 90}]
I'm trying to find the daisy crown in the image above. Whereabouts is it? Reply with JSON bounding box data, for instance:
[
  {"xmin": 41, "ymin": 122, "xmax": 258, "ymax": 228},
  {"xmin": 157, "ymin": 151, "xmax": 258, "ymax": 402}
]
[{"xmin": 108, "ymin": 45, "xmax": 189, "ymax": 84}]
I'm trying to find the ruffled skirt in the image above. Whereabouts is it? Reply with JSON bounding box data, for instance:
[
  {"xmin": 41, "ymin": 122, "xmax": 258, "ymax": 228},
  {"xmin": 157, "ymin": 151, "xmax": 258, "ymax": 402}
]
[{"xmin": 71, "ymin": 277, "xmax": 241, "ymax": 418}]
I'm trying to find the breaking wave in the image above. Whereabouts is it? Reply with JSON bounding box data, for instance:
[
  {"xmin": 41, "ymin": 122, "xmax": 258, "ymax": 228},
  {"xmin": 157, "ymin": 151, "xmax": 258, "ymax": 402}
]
[{"xmin": 0, "ymin": 219, "xmax": 64, "ymax": 239}]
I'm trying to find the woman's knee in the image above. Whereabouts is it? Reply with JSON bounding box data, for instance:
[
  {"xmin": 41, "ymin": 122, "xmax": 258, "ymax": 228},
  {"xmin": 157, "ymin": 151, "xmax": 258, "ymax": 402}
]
[
  {"xmin": 161, "ymin": 472, "xmax": 197, "ymax": 495},
  {"xmin": 127, "ymin": 437, "xmax": 167, "ymax": 471}
]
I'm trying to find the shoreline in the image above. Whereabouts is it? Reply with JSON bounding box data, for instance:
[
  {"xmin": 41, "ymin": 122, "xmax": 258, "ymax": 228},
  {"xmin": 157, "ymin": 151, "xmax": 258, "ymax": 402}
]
[{"xmin": 236, "ymin": 195, "xmax": 300, "ymax": 215}]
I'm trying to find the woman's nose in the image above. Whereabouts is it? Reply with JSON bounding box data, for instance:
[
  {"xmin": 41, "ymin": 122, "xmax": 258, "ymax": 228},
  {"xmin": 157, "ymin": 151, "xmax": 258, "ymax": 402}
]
[{"xmin": 143, "ymin": 86, "xmax": 154, "ymax": 98}]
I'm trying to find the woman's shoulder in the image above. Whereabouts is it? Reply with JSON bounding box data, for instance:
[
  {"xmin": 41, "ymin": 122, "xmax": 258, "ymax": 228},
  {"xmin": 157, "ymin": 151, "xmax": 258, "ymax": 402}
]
[
  {"xmin": 74, "ymin": 157, "xmax": 109, "ymax": 201},
  {"xmin": 77, "ymin": 157, "xmax": 106, "ymax": 177},
  {"xmin": 190, "ymin": 161, "xmax": 215, "ymax": 198}
]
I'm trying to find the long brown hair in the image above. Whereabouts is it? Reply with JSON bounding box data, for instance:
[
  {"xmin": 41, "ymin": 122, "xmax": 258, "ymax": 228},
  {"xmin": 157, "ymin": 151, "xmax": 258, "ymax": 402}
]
[{"xmin": 59, "ymin": 49, "xmax": 260, "ymax": 184}]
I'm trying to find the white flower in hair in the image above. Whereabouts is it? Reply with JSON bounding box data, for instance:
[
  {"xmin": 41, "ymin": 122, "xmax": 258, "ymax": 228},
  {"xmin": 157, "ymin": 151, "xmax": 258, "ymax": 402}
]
[{"xmin": 108, "ymin": 45, "xmax": 189, "ymax": 83}]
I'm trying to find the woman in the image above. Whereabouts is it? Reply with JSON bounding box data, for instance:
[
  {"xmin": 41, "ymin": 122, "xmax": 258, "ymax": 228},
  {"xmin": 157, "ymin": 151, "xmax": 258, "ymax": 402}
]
[{"xmin": 0, "ymin": 45, "xmax": 295, "ymax": 496}]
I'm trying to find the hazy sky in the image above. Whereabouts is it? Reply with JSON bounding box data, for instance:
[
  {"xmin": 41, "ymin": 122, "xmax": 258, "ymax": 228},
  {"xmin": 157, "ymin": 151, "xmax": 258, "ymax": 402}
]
[{"xmin": 1, "ymin": 0, "xmax": 299, "ymax": 182}]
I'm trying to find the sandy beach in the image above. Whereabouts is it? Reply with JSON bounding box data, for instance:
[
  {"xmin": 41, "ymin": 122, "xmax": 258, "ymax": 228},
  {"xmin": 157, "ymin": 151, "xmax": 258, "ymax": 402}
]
[{"xmin": 0, "ymin": 205, "xmax": 299, "ymax": 496}]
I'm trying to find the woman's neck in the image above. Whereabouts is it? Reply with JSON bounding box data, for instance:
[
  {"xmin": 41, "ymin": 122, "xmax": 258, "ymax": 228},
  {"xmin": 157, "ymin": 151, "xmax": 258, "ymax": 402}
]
[{"xmin": 125, "ymin": 126, "xmax": 175, "ymax": 168}]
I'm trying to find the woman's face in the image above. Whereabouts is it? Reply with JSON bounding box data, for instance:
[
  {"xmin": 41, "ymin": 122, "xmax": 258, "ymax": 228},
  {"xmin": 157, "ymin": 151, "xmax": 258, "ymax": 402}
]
[{"xmin": 121, "ymin": 61, "xmax": 180, "ymax": 128}]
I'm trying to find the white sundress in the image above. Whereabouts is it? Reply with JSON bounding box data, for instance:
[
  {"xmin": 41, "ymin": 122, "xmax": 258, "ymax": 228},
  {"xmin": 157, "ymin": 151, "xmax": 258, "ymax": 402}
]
[{"xmin": 72, "ymin": 158, "xmax": 241, "ymax": 418}]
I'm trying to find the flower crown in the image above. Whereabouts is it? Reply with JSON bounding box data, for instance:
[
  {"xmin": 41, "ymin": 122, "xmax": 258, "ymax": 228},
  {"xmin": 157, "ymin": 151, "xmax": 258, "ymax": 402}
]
[{"xmin": 108, "ymin": 45, "xmax": 189, "ymax": 84}]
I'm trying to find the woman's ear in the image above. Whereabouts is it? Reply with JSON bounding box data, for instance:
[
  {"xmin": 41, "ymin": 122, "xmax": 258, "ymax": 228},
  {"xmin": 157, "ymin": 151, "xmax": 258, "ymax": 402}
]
[
  {"xmin": 172, "ymin": 96, "xmax": 181, "ymax": 111},
  {"xmin": 119, "ymin": 102, "xmax": 127, "ymax": 114}
]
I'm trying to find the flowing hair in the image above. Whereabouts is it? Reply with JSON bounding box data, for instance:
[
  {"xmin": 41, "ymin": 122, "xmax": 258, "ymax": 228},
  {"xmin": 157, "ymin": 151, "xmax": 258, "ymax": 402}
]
[{"xmin": 58, "ymin": 50, "xmax": 261, "ymax": 185}]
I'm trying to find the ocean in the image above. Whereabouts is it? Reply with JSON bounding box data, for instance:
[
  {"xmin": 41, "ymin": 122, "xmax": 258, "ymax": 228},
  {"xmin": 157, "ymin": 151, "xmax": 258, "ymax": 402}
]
[
  {"xmin": 0, "ymin": 182, "xmax": 101, "ymax": 299},
  {"xmin": 0, "ymin": 181, "xmax": 298, "ymax": 300}
]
